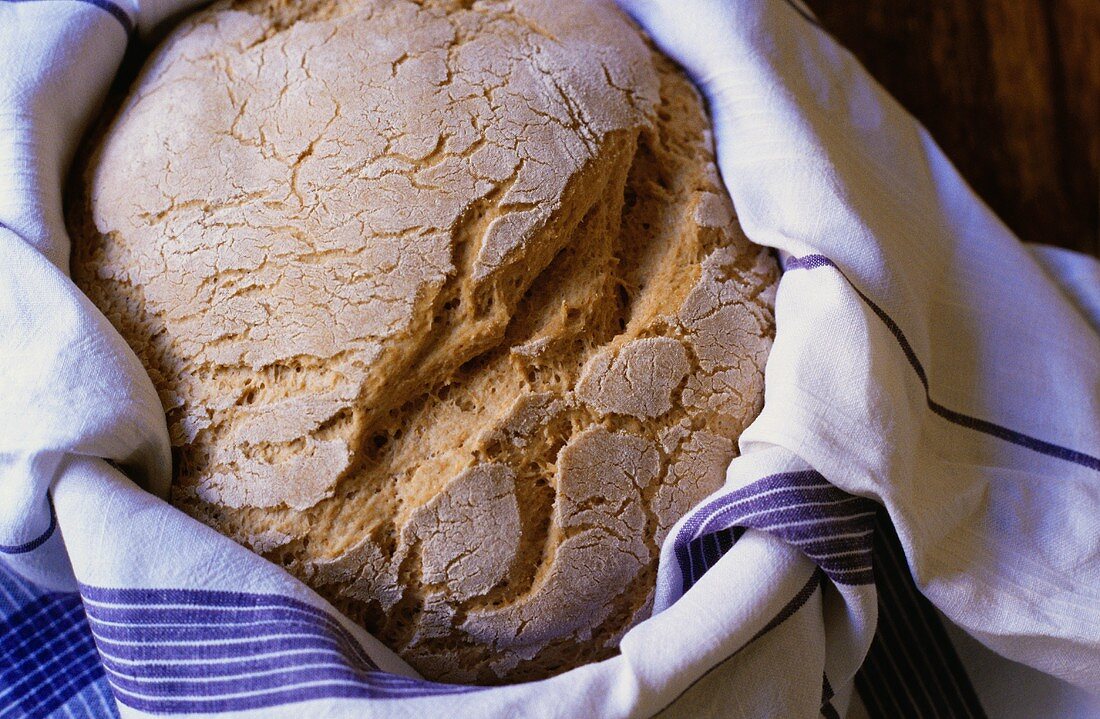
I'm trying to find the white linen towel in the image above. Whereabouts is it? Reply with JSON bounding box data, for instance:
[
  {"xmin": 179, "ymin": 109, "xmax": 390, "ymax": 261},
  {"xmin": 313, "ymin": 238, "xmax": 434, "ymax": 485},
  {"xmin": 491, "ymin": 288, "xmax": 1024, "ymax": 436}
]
[{"xmin": 1, "ymin": 0, "xmax": 1097, "ymax": 717}]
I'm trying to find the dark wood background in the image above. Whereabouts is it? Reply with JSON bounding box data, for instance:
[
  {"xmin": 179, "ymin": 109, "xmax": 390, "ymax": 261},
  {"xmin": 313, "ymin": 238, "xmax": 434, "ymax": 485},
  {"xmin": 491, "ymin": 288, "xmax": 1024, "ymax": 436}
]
[{"xmin": 805, "ymin": 0, "xmax": 1099, "ymax": 257}]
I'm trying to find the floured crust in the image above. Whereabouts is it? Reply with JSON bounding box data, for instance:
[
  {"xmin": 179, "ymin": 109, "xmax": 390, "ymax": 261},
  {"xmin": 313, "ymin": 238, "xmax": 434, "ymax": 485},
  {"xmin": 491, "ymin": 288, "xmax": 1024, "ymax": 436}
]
[{"xmin": 69, "ymin": 0, "xmax": 778, "ymax": 684}]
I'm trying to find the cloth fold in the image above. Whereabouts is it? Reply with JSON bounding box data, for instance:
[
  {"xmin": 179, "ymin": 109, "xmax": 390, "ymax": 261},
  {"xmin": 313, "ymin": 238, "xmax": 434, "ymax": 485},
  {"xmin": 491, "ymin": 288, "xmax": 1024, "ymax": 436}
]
[
  {"xmin": 2, "ymin": 0, "xmax": 1097, "ymax": 717},
  {"xmin": 620, "ymin": 0, "xmax": 1100, "ymax": 689}
]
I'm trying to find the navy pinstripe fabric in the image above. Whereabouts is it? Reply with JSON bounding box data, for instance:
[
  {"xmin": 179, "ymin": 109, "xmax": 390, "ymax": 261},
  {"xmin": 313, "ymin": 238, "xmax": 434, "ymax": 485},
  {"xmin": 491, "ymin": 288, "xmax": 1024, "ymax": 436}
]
[
  {"xmin": 855, "ymin": 508, "xmax": 987, "ymax": 718},
  {"xmin": 820, "ymin": 674, "xmax": 840, "ymax": 719}
]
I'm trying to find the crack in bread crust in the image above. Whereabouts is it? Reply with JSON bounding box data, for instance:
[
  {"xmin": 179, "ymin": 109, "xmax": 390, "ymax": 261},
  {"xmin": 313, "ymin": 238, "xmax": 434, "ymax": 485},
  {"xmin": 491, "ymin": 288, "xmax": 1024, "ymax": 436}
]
[{"xmin": 68, "ymin": 0, "xmax": 779, "ymax": 685}]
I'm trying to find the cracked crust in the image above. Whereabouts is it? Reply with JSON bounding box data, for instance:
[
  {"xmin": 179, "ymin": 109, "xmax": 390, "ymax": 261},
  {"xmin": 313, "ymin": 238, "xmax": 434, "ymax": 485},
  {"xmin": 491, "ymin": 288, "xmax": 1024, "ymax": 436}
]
[{"xmin": 68, "ymin": 0, "xmax": 778, "ymax": 684}]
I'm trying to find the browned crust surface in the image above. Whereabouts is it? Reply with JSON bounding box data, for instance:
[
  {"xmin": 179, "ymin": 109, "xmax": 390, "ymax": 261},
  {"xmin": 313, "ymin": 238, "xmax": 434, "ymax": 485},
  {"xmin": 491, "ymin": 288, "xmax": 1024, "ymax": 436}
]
[{"xmin": 69, "ymin": 0, "xmax": 779, "ymax": 684}]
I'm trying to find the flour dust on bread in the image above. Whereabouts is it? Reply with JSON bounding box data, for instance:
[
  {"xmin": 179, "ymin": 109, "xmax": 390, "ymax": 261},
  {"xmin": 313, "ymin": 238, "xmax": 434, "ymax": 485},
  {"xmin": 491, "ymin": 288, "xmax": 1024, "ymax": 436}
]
[{"xmin": 69, "ymin": 0, "xmax": 779, "ymax": 683}]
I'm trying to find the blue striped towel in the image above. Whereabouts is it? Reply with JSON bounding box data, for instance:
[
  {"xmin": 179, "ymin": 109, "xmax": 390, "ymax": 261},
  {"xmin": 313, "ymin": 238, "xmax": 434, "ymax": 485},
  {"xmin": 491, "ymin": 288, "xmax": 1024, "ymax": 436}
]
[{"xmin": 2, "ymin": 0, "xmax": 1098, "ymax": 717}]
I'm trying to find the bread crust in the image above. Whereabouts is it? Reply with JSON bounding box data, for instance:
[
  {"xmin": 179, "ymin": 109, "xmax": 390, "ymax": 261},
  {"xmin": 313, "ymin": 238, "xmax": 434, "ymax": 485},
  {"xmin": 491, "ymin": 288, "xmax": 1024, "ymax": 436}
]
[{"xmin": 69, "ymin": 0, "xmax": 779, "ymax": 683}]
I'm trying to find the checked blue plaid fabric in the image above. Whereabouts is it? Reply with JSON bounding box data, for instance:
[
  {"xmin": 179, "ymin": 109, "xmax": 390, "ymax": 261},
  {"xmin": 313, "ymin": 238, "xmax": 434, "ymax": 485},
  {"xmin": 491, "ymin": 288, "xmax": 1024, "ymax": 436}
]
[
  {"xmin": 0, "ymin": 565, "xmax": 118, "ymax": 719},
  {"xmin": 1, "ymin": 489, "xmax": 984, "ymax": 719},
  {"xmin": 0, "ymin": 567, "xmax": 118, "ymax": 719}
]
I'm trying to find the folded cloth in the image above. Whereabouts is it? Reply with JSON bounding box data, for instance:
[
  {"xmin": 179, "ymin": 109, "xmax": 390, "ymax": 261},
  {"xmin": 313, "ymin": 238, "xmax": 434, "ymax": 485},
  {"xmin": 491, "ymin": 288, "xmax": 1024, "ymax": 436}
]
[{"xmin": 1, "ymin": 0, "xmax": 1097, "ymax": 717}]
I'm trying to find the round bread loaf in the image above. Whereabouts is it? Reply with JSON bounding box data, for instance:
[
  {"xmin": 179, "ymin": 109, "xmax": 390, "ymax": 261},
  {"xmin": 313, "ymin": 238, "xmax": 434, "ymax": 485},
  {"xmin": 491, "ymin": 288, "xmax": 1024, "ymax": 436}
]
[{"xmin": 69, "ymin": 0, "xmax": 779, "ymax": 684}]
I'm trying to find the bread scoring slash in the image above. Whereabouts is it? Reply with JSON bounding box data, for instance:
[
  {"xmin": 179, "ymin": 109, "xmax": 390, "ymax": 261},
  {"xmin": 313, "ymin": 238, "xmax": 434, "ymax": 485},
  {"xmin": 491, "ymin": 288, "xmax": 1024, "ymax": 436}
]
[{"xmin": 69, "ymin": 0, "xmax": 779, "ymax": 683}]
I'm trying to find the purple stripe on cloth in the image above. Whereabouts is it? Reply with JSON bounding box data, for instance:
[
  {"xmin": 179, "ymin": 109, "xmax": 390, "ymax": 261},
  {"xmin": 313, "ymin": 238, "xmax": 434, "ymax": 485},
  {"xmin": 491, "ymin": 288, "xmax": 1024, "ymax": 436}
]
[
  {"xmin": 84, "ymin": 601, "xmax": 351, "ymax": 630},
  {"xmin": 0, "ymin": 0, "xmax": 134, "ymax": 37},
  {"xmin": 0, "ymin": 493, "xmax": 56, "ymax": 554},
  {"xmin": 97, "ymin": 650, "xmax": 367, "ymax": 679},
  {"xmin": 674, "ymin": 471, "xmax": 877, "ymax": 593},
  {"xmin": 685, "ymin": 472, "xmax": 838, "ymax": 532},
  {"xmin": 86, "ymin": 609, "xmax": 350, "ymax": 639},
  {"xmin": 785, "ymin": 253, "xmax": 1100, "ymax": 472},
  {"xmin": 693, "ymin": 486, "xmax": 869, "ymax": 536},
  {"xmin": 749, "ymin": 568, "xmax": 822, "ymax": 643},
  {"xmin": 93, "ymin": 619, "xmax": 376, "ymax": 675},
  {"xmin": 92, "ymin": 632, "xmax": 361, "ymax": 662},
  {"xmin": 84, "ymin": 602, "xmax": 362, "ymax": 633},
  {"xmin": 81, "ymin": 585, "xmax": 376, "ymax": 669},
  {"xmin": 798, "ymin": 534, "xmax": 876, "ymax": 556},
  {"xmin": 81, "ymin": 585, "xmax": 344, "ymax": 608},
  {"xmin": 783, "ymin": 254, "xmax": 838, "ymax": 272},
  {"xmin": 695, "ymin": 497, "xmax": 873, "ymax": 540},
  {"xmin": 110, "ymin": 681, "xmax": 479, "ymax": 715},
  {"xmin": 87, "ymin": 618, "xmax": 358, "ymax": 644},
  {"xmin": 855, "ymin": 508, "xmax": 986, "ymax": 718},
  {"xmin": 101, "ymin": 663, "xmax": 464, "ymax": 699},
  {"xmin": 674, "ymin": 470, "xmax": 822, "ymax": 586},
  {"xmin": 652, "ymin": 567, "xmax": 823, "ymax": 716},
  {"xmin": 79, "ymin": 584, "xmax": 483, "ymax": 711}
]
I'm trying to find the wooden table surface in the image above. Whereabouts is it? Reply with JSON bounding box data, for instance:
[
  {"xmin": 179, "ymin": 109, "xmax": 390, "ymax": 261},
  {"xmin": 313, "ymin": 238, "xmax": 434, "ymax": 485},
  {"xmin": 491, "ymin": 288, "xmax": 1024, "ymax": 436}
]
[{"xmin": 805, "ymin": 0, "xmax": 1099, "ymax": 257}]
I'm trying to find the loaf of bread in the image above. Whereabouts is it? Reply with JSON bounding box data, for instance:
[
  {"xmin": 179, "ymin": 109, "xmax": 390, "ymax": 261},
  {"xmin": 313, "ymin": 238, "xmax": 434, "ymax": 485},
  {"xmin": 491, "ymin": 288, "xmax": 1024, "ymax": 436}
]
[{"xmin": 69, "ymin": 0, "xmax": 778, "ymax": 684}]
